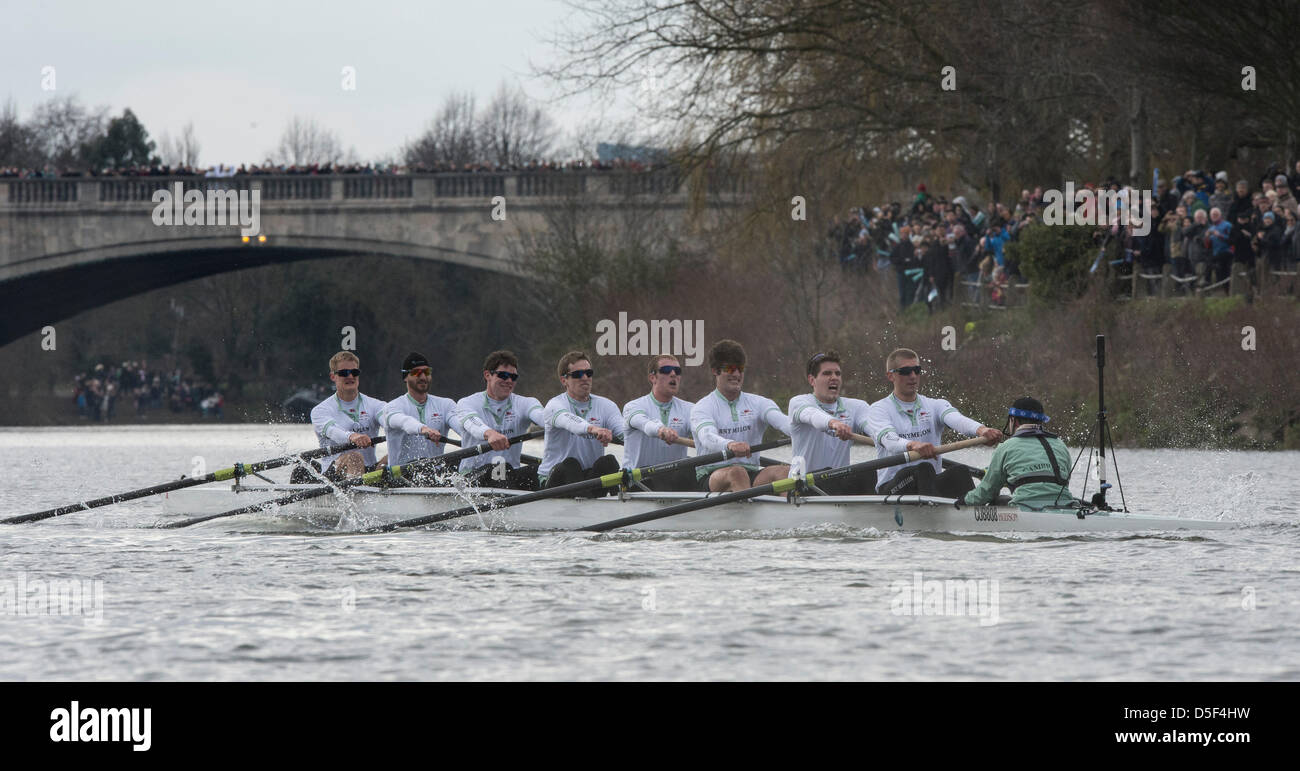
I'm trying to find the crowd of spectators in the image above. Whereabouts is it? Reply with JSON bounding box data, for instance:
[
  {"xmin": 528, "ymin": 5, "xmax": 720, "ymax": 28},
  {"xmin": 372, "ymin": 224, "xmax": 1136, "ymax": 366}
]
[
  {"xmin": 831, "ymin": 160, "xmax": 1300, "ymax": 309},
  {"xmin": 73, "ymin": 361, "xmax": 224, "ymax": 422},
  {"xmin": 830, "ymin": 184, "xmax": 1031, "ymax": 310},
  {"xmin": 1, "ymin": 157, "xmax": 665, "ymax": 179},
  {"xmin": 1148, "ymin": 162, "xmax": 1300, "ymax": 292}
]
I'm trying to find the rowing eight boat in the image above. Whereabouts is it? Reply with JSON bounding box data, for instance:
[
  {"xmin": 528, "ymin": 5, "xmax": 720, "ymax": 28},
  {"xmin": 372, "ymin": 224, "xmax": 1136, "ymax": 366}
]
[{"xmin": 161, "ymin": 484, "xmax": 1232, "ymax": 533}]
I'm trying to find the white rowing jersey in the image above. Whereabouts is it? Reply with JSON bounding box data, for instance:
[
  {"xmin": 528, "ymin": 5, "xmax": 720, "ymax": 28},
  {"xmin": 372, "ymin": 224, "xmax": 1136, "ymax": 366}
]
[
  {"xmin": 788, "ymin": 393, "xmax": 871, "ymax": 472},
  {"xmin": 451, "ymin": 391, "xmax": 544, "ymax": 473},
  {"xmin": 622, "ymin": 393, "xmax": 694, "ymax": 469},
  {"xmin": 538, "ymin": 393, "xmax": 626, "ymax": 480},
  {"xmin": 379, "ymin": 392, "xmax": 476, "ymax": 467},
  {"xmin": 310, "ymin": 392, "xmax": 386, "ymax": 471},
  {"xmin": 865, "ymin": 393, "xmax": 983, "ymax": 490},
  {"xmin": 690, "ymin": 389, "xmax": 792, "ymax": 477}
]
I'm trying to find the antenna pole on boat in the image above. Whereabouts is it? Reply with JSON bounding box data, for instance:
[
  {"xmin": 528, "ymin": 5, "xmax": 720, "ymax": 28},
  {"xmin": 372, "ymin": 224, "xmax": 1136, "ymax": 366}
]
[{"xmin": 1093, "ymin": 334, "xmax": 1113, "ymax": 510}]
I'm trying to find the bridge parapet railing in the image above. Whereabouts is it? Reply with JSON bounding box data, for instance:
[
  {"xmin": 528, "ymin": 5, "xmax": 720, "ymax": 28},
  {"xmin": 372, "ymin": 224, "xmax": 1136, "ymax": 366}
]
[
  {"xmin": 342, "ymin": 176, "xmax": 412, "ymax": 199},
  {"xmin": 606, "ymin": 171, "xmax": 683, "ymax": 196},
  {"xmin": 516, "ymin": 173, "xmax": 586, "ymax": 197},
  {"xmin": 96, "ymin": 177, "xmax": 248, "ymax": 202},
  {"xmin": 428, "ymin": 174, "xmax": 507, "ymax": 198},
  {"xmin": 6, "ymin": 179, "xmax": 79, "ymax": 203},
  {"xmin": 1, "ymin": 171, "xmax": 728, "ymax": 206}
]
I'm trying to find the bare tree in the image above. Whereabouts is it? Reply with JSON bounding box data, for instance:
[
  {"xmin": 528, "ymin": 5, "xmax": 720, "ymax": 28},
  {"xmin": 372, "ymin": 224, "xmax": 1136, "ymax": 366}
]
[
  {"xmin": 157, "ymin": 132, "xmax": 180, "ymax": 167},
  {"xmin": 272, "ymin": 116, "xmax": 343, "ymax": 166},
  {"xmin": 157, "ymin": 122, "xmax": 200, "ymax": 168},
  {"xmin": 178, "ymin": 121, "xmax": 201, "ymax": 167},
  {"xmin": 479, "ymin": 82, "xmax": 557, "ymax": 167},
  {"xmin": 27, "ymin": 95, "xmax": 108, "ymax": 170},
  {"xmin": 404, "ymin": 92, "xmax": 479, "ymax": 169},
  {"xmin": 0, "ymin": 98, "xmax": 40, "ymax": 169},
  {"xmin": 540, "ymin": 0, "xmax": 1222, "ymax": 196}
]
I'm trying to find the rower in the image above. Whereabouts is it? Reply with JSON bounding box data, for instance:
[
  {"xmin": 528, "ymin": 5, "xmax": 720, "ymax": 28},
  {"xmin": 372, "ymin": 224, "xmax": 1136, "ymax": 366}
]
[
  {"xmin": 963, "ymin": 397, "xmax": 1077, "ymax": 510},
  {"xmin": 622, "ymin": 354, "xmax": 696, "ymax": 491},
  {"xmin": 788, "ymin": 351, "xmax": 875, "ymax": 494},
  {"xmin": 538, "ymin": 351, "xmax": 626, "ymax": 495},
  {"xmin": 451, "ymin": 350, "xmax": 544, "ymax": 491},
  {"xmin": 865, "ymin": 347, "xmax": 1002, "ymax": 497},
  {"xmin": 297, "ymin": 351, "xmax": 387, "ymax": 482},
  {"xmin": 379, "ymin": 352, "xmax": 482, "ymax": 483},
  {"xmin": 690, "ymin": 339, "xmax": 791, "ymax": 492}
]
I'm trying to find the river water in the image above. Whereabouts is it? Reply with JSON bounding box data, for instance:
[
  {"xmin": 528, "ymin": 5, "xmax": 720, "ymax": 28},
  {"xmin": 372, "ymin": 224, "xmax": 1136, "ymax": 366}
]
[{"xmin": 1, "ymin": 425, "xmax": 1296, "ymax": 681}]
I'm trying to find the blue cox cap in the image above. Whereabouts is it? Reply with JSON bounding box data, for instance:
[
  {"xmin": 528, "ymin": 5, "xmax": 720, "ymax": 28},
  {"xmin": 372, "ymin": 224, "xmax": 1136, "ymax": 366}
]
[{"xmin": 1009, "ymin": 397, "xmax": 1050, "ymax": 423}]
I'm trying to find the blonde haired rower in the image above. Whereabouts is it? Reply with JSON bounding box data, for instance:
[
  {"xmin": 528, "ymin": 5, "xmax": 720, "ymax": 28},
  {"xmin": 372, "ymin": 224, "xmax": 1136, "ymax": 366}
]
[
  {"xmin": 864, "ymin": 348, "xmax": 1002, "ymax": 497},
  {"xmin": 299, "ymin": 351, "xmax": 387, "ymax": 481}
]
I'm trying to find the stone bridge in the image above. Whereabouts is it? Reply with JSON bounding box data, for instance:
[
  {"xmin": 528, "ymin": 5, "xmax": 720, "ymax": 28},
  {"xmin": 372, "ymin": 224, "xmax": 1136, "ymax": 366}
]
[{"xmin": 0, "ymin": 171, "xmax": 741, "ymax": 345}]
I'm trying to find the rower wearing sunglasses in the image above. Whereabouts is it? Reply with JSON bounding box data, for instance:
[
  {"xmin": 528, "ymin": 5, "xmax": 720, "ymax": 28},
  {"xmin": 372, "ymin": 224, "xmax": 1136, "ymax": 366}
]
[
  {"xmin": 622, "ymin": 354, "xmax": 696, "ymax": 491},
  {"xmin": 690, "ymin": 339, "xmax": 792, "ymax": 492},
  {"xmin": 865, "ymin": 347, "xmax": 1003, "ymax": 498},
  {"xmin": 451, "ymin": 350, "xmax": 544, "ymax": 491},
  {"xmin": 538, "ymin": 350, "xmax": 626, "ymax": 494},
  {"xmin": 378, "ymin": 352, "xmax": 484, "ymax": 482},
  {"xmin": 297, "ymin": 350, "xmax": 387, "ymax": 482}
]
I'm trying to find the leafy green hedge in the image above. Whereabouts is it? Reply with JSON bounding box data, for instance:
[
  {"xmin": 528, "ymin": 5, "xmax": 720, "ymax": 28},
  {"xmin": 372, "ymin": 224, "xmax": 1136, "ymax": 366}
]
[{"xmin": 1005, "ymin": 224, "xmax": 1097, "ymax": 302}]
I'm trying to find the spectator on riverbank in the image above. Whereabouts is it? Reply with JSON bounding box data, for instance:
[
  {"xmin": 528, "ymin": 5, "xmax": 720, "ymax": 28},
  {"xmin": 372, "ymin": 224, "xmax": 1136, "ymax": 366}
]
[
  {"xmin": 1257, "ymin": 211, "xmax": 1289, "ymax": 270},
  {"xmin": 72, "ymin": 360, "xmax": 221, "ymax": 422},
  {"xmin": 1207, "ymin": 208, "xmax": 1233, "ymax": 286}
]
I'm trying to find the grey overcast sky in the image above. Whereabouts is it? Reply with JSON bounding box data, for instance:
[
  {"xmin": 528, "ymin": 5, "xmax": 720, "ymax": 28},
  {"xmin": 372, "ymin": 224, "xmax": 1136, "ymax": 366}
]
[{"xmin": 1, "ymin": 0, "xmax": 633, "ymax": 165}]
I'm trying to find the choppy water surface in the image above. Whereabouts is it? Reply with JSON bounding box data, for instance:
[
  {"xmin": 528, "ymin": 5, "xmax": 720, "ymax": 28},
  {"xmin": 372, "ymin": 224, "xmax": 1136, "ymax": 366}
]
[{"xmin": 1, "ymin": 425, "xmax": 1296, "ymax": 680}]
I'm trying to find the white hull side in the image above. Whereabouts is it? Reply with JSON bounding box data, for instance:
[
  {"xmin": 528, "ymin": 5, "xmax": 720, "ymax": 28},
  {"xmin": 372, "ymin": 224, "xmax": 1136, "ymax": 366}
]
[{"xmin": 161, "ymin": 486, "xmax": 1234, "ymax": 533}]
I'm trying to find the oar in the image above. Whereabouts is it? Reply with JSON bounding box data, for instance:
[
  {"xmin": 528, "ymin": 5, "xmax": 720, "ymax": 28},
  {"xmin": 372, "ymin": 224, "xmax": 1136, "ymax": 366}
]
[
  {"xmin": 846, "ymin": 432, "xmax": 985, "ymax": 479},
  {"xmin": 370, "ymin": 438, "xmax": 792, "ymax": 532},
  {"xmin": 580, "ymin": 436, "xmax": 991, "ymax": 532},
  {"xmin": 163, "ymin": 428, "xmax": 542, "ymax": 529},
  {"xmin": 3, "ymin": 436, "xmax": 388, "ymax": 525}
]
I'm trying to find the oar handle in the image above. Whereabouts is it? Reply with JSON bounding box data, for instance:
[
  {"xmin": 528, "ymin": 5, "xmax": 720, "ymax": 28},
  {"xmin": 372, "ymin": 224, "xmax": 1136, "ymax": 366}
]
[
  {"xmin": 848, "ymin": 432, "xmax": 985, "ymax": 478},
  {"xmin": 288, "ymin": 435, "xmax": 387, "ymax": 464}
]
